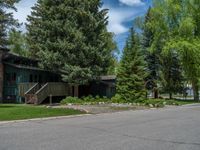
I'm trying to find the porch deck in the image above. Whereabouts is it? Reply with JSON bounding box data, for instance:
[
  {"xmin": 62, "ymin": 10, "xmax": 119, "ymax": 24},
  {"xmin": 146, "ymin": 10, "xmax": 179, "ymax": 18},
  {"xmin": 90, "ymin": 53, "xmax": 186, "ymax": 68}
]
[{"xmin": 18, "ymin": 82, "xmax": 72, "ymax": 105}]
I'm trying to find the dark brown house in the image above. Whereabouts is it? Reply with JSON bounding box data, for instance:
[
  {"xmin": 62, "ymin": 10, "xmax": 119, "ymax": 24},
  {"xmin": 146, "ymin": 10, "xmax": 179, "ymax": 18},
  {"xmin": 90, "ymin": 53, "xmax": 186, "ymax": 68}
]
[{"xmin": 0, "ymin": 47, "xmax": 116, "ymax": 104}]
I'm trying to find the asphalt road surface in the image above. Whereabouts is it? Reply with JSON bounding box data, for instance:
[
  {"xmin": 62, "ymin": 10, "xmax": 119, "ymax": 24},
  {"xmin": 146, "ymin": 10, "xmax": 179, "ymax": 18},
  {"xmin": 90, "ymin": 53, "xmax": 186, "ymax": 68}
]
[{"xmin": 1, "ymin": 104, "xmax": 200, "ymax": 150}]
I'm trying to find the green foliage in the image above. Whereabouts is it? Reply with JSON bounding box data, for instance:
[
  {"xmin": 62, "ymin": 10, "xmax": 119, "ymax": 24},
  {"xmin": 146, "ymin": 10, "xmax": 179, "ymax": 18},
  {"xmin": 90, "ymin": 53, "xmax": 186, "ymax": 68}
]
[
  {"xmin": 111, "ymin": 94, "xmax": 127, "ymax": 103},
  {"xmin": 137, "ymin": 99, "xmax": 165, "ymax": 108},
  {"xmin": 107, "ymin": 56, "xmax": 119, "ymax": 75},
  {"xmin": 142, "ymin": 7, "xmax": 160, "ymax": 91},
  {"xmin": 8, "ymin": 29, "xmax": 29, "ymax": 56},
  {"xmin": 60, "ymin": 96, "xmax": 198, "ymax": 108},
  {"xmin": 142, "ymin": 0, "xmax": 200, "ymax": 100},
  {"xmin": 0, "ymin": 104, "xmax": 85, "ymax": 121},
  {"xmin": 60, "ymin": 97, "xmax": 82, "ymax": 105},
  {"xmin": 160, "ymin": 52, "xmax": 184, "ymax": 98},
  {"xmin": 0, "ymin": 0, "xmax": 20, "ymax": 47},
  {"xmin": 117, "ymin": 28, "xmax": 147, "ymax": 102},
  {"xmin": 26, "ymin": 0, "xmax": 115, "ymax": 85},
  {"xmin": 60, "ymin": 95, "xmax": 111, "ymax": 105}
]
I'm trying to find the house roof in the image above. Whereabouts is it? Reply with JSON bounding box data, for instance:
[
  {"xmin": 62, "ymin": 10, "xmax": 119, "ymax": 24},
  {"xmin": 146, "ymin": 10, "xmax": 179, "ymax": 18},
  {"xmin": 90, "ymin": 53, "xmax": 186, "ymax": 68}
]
[
  {"xmin": 3, "ymin": 52, "xmax": 37, "ymax": 63},
  {"xmin": 4, "ymin": 62, "xmax": 46, "ymax": 71},
  {"xmin": 0, "ymin": 46, "xmax": 9, "ymax": 52}
]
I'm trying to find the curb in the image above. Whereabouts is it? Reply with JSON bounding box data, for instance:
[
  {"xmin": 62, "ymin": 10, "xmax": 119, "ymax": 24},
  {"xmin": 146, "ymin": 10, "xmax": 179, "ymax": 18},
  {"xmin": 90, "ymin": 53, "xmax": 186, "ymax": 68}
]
[{"xmin": 0, "ymin": 114, "xmax": 92, "ymax": 125}]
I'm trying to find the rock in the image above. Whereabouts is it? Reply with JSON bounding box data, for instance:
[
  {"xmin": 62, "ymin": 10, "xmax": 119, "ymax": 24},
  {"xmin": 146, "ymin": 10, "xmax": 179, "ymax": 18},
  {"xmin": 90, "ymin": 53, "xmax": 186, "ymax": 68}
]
[
  {"xmin": 163, "ymin": 102, "xmax": 167, "ymax": 105},
  {"xmin": 149, "ymin": 104, "xmax": 154, "ymax": 108},
  {"xmin": 132, "ymin": 103, "xmax": 137, "ymax": 106},
  {"xmin": 68, "ymin": 103, "xmax": 72, "ymax": 106}
]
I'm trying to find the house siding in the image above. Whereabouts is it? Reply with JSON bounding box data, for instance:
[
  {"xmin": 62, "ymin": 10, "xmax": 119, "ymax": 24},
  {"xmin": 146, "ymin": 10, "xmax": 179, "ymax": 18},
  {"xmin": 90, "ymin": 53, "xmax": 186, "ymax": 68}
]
[{"xmin": 3, "ymin": 64, "xmax": 61, "ymax": 103}]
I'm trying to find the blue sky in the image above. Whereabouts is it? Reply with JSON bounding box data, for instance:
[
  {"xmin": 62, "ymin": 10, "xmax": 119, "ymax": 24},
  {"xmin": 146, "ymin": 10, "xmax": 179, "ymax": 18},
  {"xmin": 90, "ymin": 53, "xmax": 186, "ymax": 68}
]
[{"xmin": 13, "ymin": 0, "xmax": 151, "ymax": 53}]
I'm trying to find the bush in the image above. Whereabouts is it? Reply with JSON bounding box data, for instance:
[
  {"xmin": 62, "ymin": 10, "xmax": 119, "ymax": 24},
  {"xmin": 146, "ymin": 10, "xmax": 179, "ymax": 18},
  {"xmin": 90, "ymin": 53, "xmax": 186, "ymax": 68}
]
[
  {"xmin": 143, "ymin": 99, "xmax": 165, "ymax": 108},
  {"xmin": 60, "ymin": 95, "xmax": 180, "ymax": 108},
  {"xmin": 111, "ymin": 94, "xmax": 126, "ymax": 103},
  {"xmin": 61, "ymin": 95, "xmax": 111, "ymax": 105},
  {"xmin": 60, "ymin": 97, "xmax": 83, "ymax": 105},
  {"xmin": 165, "ymin": 100, "xmax": 179, "ymax": 106},
  {"xmin": 82, "ymin": 95, "xmax": 94, "ymax": 102}
]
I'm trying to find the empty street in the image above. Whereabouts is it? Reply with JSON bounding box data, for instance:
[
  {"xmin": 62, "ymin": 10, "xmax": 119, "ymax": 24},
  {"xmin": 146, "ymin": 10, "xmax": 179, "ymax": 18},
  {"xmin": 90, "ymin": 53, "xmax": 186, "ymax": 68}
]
[{"xmin": 1, "ymin": 105, "xmax": 200, "ymax": 150}]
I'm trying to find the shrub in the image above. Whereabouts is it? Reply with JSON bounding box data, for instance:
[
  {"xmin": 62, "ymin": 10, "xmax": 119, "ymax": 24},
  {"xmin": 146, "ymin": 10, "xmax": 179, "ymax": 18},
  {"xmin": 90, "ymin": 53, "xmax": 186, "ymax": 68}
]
[
  {"xmin": 61, "ymin": 95, "xmax": 112, "ymax": 105},
  {"xmin": 60, "ymin": 97, "xmax": 83, "ymax": 105},
  {"xmin": 82, "ymin": 95, "xmax": 94, "ymax": 102},
  {"xmin": 111, "ymin": 94, "xmax": 126, "ymax": 103},
  {"xmin": 165, "ymin": 100, "xmax": 179, "ymax": 106}
]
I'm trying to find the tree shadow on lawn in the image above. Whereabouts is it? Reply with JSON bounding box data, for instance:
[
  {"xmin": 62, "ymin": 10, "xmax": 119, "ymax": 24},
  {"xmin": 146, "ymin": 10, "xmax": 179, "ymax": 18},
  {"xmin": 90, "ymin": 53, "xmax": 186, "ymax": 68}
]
[{"xmin": 0, "ymin": 105, "xmax": 19, "ymax": 108}]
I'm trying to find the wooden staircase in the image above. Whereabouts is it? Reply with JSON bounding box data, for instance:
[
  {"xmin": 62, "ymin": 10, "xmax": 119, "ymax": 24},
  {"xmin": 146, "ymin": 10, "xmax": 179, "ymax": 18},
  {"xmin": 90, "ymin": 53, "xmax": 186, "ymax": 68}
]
[{"xmin": 23, "ymin": 83, "xmax": 71, "ymax": 105}]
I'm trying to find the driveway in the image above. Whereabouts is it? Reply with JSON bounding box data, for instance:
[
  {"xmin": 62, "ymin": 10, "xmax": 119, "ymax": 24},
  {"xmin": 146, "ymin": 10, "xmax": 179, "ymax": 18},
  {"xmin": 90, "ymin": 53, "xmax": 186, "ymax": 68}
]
[{"xmin": 0, "ymin": 104, "xmax": 200, "ymax": 150}]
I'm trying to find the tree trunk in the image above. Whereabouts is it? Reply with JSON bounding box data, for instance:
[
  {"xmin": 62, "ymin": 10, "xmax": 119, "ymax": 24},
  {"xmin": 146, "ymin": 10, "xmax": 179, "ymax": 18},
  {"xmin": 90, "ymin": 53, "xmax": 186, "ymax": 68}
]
[
  {"xmin": 169, "ymin": 93, "xmax": 173, "ymax": 99},
  {"xmin": 153, "ymin": 87, "xmax": 159, "ymax": 99},
  {"xmin": 192, "ymin": 79, "xmax": 199, "ymax": 101},
  {"xmin": 145, "ymin": 90, "xmax": 148, "ymax": 99},
  {"xmin": 74, "ymin": 85, "xmax": 79, "ymax": 98}
]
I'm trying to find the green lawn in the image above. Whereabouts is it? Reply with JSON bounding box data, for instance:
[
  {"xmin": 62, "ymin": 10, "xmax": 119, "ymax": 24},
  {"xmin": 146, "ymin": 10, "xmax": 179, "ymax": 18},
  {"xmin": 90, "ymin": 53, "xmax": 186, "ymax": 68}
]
[{"xmin": 0, "ymin": 104, "xmax": 86, "ymax": 121}]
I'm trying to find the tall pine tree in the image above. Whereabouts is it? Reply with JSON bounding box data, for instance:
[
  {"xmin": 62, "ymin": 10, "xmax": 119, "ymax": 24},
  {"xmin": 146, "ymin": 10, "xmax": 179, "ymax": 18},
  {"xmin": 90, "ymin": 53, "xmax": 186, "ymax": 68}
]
[
  {"xmin": 117, "ymin": 28, "xmax": 147, "ymax": 102},
  {"xmin": 142, "ymin": 8, "xmax": 160, "ymax": 95},
  {"xmin": 0, "ymin": 0, "xmax": 20, "ymax": 47},
  {"xmin": 8, "ymin": 29, "xmax": 29, "ymax": 56},
  {"xmin": 26, "ymin": 0, "xmax": 115, "ymax": 85}
]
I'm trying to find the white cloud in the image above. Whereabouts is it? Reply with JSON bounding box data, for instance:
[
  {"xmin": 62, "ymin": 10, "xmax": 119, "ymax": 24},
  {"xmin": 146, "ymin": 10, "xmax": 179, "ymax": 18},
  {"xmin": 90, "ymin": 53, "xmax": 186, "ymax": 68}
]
[
  {"xmin": 107, "ymin": 9, "xmax": 131, "ymax": 35},
  {"xmin": 105, "ymin": 6, "xmax": 144, "ymax": 35},
  {"xmin": 14, "ymin": 1, "xmax": 36, "ymax": 23},
  {"xmin": 119, "ymin": 0, "xmax": 144, "ymax": 6}
]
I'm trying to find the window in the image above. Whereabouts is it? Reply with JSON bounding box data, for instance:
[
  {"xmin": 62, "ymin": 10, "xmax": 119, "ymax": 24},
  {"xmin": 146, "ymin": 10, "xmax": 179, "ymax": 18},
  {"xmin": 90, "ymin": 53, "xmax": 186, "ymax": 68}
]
[
  {"xmin": 29, "ymin": 74, "xmax": 33, "ymax": 82},
  {"xmin": 39, "ymin": 75, "xmax": 42, "ymax": 83},
  {"xmin": 34, "ymin": 75, "xmax": 38, "ymax": 82},
  {"xmin": 13, "ymin": 73, "xmax": 16, "ymax": 82},
  {"xmin": 5, "ymin": 73, "xmax": 16, "ymax": 85},
  {"xmin": 6, "ymin": 73, "xmax": 10, "ymax": 82}
]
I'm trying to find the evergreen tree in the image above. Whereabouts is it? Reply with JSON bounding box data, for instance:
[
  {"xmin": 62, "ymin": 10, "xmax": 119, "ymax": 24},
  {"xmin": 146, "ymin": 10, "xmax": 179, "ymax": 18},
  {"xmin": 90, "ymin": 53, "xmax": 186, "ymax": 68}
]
[
  {"xmin": 0, "ymin": 0, "xmax": 20, "ymax": 47},
  {"xmin": 142, "ymin": 8, "xmax": 160, "ymax": 96},
  {"xmin": 26, "ymin": 0, "xmax": 115, "ymax": 85},
  {"xmin": 8, "ymin": 29, "xmax": 29, "ymax": 56},
  {"xmin": 107, "ymin": 56, "xmax": 119, "ymax": 75},
  {"xmin": 117, "ymin": 28, "xmax": 147, "ymax": 102}
]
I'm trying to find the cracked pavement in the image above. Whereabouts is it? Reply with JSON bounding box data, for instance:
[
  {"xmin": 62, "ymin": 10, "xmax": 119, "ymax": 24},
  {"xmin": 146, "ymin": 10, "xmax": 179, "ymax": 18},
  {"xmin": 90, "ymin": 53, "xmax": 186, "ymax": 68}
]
[{"xmin": 0, "ymin": 104, "xmax": 200, "ymax": 150}]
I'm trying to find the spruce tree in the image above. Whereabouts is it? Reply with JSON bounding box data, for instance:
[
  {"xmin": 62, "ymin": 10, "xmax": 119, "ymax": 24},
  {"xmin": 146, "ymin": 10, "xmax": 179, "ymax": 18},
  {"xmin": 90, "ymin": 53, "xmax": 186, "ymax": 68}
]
[
  {"xmin": 142, "ymin": 8, "xmax": 160, "ymax": 92},
  {"xmin": 0, "ymin": 0, "xmax": 20, "ymax": 47},
  {"xmin": 8, "ymin": 29, "xmax": 29, "ymax": 56},
  {"xmin": 26, "ymin": 0, "xmax": 115, "ymax": 85},
  {"xmin": 117, "ymin": 28, "xmax": 147, "ymax": 102}
]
